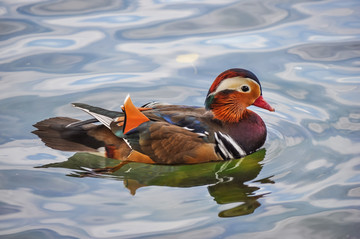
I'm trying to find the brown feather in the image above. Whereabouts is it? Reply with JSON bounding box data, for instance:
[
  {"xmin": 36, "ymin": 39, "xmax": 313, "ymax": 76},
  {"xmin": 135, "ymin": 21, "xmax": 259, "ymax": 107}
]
[
  {"xmin": 127, "ymin": 151, "xmax": 155, "ymax": 164},
  {"xmin": 136, "ymin": 122, "xmax": 220, "ymax": 164}
]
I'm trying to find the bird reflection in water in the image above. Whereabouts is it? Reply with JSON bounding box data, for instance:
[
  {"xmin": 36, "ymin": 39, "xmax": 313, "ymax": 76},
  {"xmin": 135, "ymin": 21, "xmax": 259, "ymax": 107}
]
[{"xmin": 37, "ymin": 148, "xmax": 273, "ymax": 218}]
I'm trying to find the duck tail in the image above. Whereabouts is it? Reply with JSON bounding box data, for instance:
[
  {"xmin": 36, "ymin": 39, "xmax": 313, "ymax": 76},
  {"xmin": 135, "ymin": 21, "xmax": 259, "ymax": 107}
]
[{"xmin": 32, "ymin": 117, "xmax": 104, "ymax": 152}]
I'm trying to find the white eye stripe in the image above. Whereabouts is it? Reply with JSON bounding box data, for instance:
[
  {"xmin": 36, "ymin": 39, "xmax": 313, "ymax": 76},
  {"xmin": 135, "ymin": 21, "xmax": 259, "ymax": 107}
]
[{"xmin": 210, "ymin": 77, "xmax": 259, "ymax": 95}]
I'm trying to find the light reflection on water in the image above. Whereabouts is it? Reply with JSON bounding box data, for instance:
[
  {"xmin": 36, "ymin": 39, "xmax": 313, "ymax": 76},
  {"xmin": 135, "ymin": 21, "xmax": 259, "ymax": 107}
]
[{"xmin": 0, "ymin": 0, "xmax": 360, "ymax": 238}]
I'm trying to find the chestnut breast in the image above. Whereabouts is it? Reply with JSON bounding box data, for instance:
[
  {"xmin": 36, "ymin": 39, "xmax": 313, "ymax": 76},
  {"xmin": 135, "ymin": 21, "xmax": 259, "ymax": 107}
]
[{"xmin": 223, "ymin": 110, "xmax": 267, "ymax": 154}]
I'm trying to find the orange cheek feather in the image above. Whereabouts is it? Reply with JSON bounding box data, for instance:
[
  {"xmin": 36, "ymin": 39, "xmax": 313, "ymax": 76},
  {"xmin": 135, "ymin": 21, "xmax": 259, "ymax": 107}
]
[{"xmin": 211, "ymin": 92, "xmax": 247, "ymax": 123}]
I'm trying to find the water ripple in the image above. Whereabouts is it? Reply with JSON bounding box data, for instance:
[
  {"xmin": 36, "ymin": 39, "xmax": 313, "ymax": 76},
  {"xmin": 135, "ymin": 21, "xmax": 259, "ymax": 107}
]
[
  {"xmin": 0, "ymin": 19, "xmax": 50, "ymax": 41},
  {"xmin": 17, "ymin": 0, "xmax": 127, "ymax": 16},
  {"xmin": 0, "ymin": 31, "xmax": 105, "ymax": 61},
  {"xmin": 119, "ymin": 0, "xmax": 289, "ymax": 40}
]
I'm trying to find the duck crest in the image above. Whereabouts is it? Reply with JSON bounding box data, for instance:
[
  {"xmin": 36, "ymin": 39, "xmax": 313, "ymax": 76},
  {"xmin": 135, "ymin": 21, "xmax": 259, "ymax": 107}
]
[{"xmin": 208, "ymin": 68, "xmax": 261, "ymax": 94}]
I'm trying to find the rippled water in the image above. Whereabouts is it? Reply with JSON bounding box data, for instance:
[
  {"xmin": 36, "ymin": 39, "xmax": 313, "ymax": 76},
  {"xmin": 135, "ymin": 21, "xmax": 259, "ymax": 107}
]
[{"xmin": 1, "ymin": 0, "xmax": 360, "ymax": 238}]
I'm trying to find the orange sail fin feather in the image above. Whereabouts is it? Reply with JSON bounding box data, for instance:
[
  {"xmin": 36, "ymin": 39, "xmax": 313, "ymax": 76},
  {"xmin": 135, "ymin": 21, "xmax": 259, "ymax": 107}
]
[{"xmin": 123, "ymin": 95, "xmax": 150, "ymax": 135}]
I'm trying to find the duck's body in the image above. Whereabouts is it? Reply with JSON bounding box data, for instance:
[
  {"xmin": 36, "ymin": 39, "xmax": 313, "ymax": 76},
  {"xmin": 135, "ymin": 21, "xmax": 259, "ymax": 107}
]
[{"xmin": 34, "ymin": 68, "xmax": 274, "ymax": 167}]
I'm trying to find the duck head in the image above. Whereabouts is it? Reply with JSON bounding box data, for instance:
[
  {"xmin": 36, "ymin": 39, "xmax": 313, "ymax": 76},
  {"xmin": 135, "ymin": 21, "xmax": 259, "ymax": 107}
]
[{"xmin": 205, "ymin": 68, "xmax": 275, "ymax": 123}]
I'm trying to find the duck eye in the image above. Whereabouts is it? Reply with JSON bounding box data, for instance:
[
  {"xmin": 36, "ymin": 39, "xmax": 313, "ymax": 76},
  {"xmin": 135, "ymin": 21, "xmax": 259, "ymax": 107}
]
[{"xmin": 240, "ymin": 85, "xmax": 250, "ymax": 92}]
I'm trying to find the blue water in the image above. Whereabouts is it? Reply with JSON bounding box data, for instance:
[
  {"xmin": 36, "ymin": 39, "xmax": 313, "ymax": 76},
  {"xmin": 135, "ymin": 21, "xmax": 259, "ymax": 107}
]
[{"xmin": 1, "ymin": 0, "xmax": 360, "ymax": 238}]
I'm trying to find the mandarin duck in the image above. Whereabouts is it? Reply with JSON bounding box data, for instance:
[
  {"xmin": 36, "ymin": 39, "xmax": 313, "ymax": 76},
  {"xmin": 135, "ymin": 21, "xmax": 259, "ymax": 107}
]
[{"xmin": 33, "ymin": 68, "xmax": 274, "ymax": 170}]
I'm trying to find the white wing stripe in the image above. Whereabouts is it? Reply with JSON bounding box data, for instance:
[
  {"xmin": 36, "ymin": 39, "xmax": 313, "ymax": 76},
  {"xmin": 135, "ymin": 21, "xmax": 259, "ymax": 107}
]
[
  {"xmin": 215, "ymin": 132, "xmax": 247, "ymax": 159},
  {"xmin": 214, "ymin": 133, "xmax": 233, "ymax": 159},
  {"xmin": 72, "ymin": 105, "xmax": 113, "ymax": 129},
  {"xmin": 218, "ymin": 132, "xmax": 247, "ymax": 157}
]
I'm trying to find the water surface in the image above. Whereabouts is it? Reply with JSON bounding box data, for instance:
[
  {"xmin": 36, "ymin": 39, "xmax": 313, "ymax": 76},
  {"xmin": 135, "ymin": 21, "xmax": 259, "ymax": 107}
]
[{"xmin": 0, "ymin": 0, "xmax": 360, "ymax": 238}]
